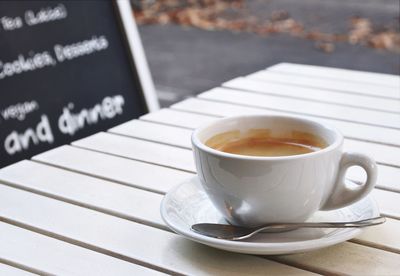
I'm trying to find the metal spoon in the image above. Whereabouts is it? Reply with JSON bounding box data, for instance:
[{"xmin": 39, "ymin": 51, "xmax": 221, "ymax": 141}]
[{"xmin": 191, "ymin": 216, "xmax": 386, "ymax": 240}]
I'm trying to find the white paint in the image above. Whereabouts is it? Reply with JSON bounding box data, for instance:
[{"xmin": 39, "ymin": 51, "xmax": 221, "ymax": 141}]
[
  {"xmin": 33, "ymin": 145, "xmax": 192, "ymax": 194},
  {"xmin": 224, "ymin": 77, "xmax": 400, "ymax": 113},
  {"xmin": 268, "ymin": 63, "xmax": 400, "ymax": 87},
  {"xmin": 0, "ymin": 160, "xmax": 165, "ymax": 227},
  {"xmin": 109, "ymin": 119, "xmax": 192, "ymax": 148},
  {"xmin": 141, "ymin": 108, "xmax": 215, "ymax": 128},
  {"xmin": 249, "ymin": 70, "xmax": 400, "ymax": 99},
  {"xmin": 0, "ymin": 184, "xmax": 309, "ymax": 275},
  {"xmin": 72, "ymin": 132, "xmax": 195, "ymax": 172},
  {"xmin": 355, "ymin": 217, "xmax": 400, "ymax": 253},
  {"xmin": 0, "ymin": 263, "xmax": 36, "ymax": 276},
  {"xmin": 199, "ymin": 88, "xmax": 400, "ymax": 129},
  {"xmin": 0, "ymin": 221, "xmax": 162, "ymax": 275}
]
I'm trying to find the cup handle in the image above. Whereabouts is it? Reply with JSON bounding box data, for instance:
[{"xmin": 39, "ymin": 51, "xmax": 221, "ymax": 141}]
[{"xmin": 320, "ymin": 152, "xmax": 377, "ymax": 210}]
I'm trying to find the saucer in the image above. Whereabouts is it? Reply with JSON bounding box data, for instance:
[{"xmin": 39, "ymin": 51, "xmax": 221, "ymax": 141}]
[{"xmin": 160, "ymin": 176, "xmax": 380, "ymax": 255}]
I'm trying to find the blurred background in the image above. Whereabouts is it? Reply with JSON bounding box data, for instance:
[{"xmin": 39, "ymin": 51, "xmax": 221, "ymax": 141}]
[{"xmin": 131, "ymin": 0, "xmax": 400, "ymax": 106}]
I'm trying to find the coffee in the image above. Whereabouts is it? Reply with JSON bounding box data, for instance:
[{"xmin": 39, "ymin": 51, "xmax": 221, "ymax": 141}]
[{"xmin": 205, "ymin": 129, "xmax": 327, "ymax": 157}]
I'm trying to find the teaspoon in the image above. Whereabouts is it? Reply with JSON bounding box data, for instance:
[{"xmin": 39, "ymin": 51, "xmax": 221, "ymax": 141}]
[{"xmin": 191, "ymin": 216, "xmax": 386, "ymax": 241}]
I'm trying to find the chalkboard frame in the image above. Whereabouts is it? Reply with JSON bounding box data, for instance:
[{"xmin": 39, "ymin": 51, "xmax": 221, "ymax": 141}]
[{"xmin": 114, "ymin": 0, "xmax": 159, "ymax": 112}]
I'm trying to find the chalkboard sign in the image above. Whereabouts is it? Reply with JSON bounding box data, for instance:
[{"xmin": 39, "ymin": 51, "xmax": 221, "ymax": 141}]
[{"xmin": 0, "ymin": 0, "xmax": 158, "ymax": 168}]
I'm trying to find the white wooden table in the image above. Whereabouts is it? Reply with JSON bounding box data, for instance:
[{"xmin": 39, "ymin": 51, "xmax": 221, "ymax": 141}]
[{"xmin": 0, "ymin": 63, "xmax": 399, "ymax": 275}]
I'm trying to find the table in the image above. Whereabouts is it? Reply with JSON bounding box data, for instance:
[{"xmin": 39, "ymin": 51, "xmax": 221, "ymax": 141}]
[{"xmin": 0, "ymin": 63, "xmax": 399, "ymax": 275}]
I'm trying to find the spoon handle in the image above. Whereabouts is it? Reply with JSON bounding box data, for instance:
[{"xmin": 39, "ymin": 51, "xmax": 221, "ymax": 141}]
[{"xmin": 259, "ymin": 216, "xmax": 386, "ymax": 230}]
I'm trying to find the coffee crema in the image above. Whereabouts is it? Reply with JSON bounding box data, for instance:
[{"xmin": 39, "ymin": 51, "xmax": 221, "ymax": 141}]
[{"xmin": 205, "ymin": 129, "xmax": 327, "ymax": 157}]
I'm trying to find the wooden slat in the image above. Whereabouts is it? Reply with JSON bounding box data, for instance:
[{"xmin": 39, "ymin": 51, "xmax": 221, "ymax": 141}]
[
  {"xmin": 354, "ymin": 218, "xmax": 400, "ymax": 253},
  {"xmin": 224, "ymin": 77, "xmax": 400, "ymax": 112},
  {"xmin": 344, "ymin": 139, "xmax": 400, "ymax": 168},
  {"xmin": 272, "ymin": 242, "xmax": 400, "ymax": 276},
  {"xmin": 171, "ymin": 98, "xmax": 400, "ymax": 147},
  {"xmin": 0, "ymin": 160, "xmax": 165, "ymax": 228},
  {"xmin": 0, "ymin": 222, "xmax": 162, "ymax": 276},
  {"xmin": 0, "ymin": 153, "xmax": 400, "ymax": 272},
  {"xmin": 199, "ymin": 88, "xmax": 400, "ymax": 129},
  {"xmin": 72, "ymin": 132, "xmax": 195, "ymax": 172},
  {"xmin": 4, "ymin": 150, "xmax": 400, "ymax": 254},
  {"xmin": 0, "ymin": 263, "xmax": 36, "ymax": 276},
  {"xmin": 141, "ymin": 108, "xmax": 215, "ymax": 128},
  {"xmin": 109, "ymin": 119, "xmax": 192, "ymax": 148},
  {"xmin": 142, "ymin": 107, "xmax": 400, "ymax": 193},
  {"xmin": 111, "ymin": 120, "xmax": 192, "ymax": 149},
  {"xmin": 268, "ymin": 63, "xmax": 400, "ymax": 87},
  {"xmin": 347, "ymin": 164, "xmax": 400, "ymax": 193},
  {"xmin": 249, "ymin": 70, "xmax": 400, "ymax": 99},
  {"xmin": 0, "ymin": 183, "xmax": 312, "ymax": 276},
  {"xmin": 33, "ymin": 145, "xmax": 192, "ymax": 194},
  {"xmin": 372, "ymin": 189, "xmax": 400, "ymax": 219}
]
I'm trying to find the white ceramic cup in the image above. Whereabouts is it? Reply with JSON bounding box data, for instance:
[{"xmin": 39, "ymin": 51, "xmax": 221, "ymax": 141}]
[{"xmin": 192, "ymin": 115, "xmax": 377, "ymax": 227}]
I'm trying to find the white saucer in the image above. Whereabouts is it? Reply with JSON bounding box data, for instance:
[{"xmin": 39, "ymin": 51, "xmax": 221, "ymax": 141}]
[{"xmin": 160, "ymin": 176, "xmax": 380, "ymax": 255}]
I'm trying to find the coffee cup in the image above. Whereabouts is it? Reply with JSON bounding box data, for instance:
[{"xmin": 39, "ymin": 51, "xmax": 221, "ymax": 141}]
[{"xmin": 191, "ymin": 115, "xmax": 377, "ymax": 227}]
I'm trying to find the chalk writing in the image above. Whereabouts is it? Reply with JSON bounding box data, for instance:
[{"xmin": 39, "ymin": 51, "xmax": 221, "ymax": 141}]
[
  {"xmin": 0, "ymin": 16, "xmax": 23, "ymax": 31},
  {"xmin": 54, "ymin": 36, "xmax": 108, "ymax": 62},
  {"xmin": 3, "ymin": 95, "xmax": 125, "ymax": 155},
  {"xmin": 0, "ymin": 51, "xmax": 56, "ymax": 80},
  {"xmin": 0, "ymin": 35, "xmax": 109, "ymax": 80},
  {"xmin": 4, "ymin": 115, "xmax": 54, "ymax": 155},
  {"xmin": 1, "ymin": 101, "xmax": 39, "ymax": 122},
  {"xmin": 59, "ymin": 95, "xmax": 124, "ymax": 135},
  {"xmin": 25, "ymin": 4, "xmax": 67, "ymax": 26},
  {"xmin": 0, "ymin": 3, "xmax": 67, "ymax": 31}
]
